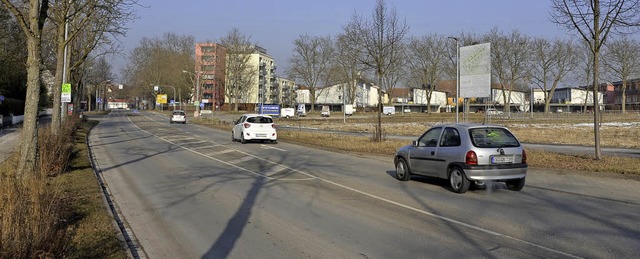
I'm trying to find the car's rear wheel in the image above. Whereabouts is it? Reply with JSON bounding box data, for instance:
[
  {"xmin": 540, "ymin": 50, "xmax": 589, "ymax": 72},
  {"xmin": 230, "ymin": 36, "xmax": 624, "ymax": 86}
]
[
  {"xmin": 449, "ymin": 166, "xmax": 470, "ymax": 193},
  {"xmin": 394, "ymin": 158, "xmax": 411, "ymax": 181},
  {"xmin": 241, "ymin": 134, "xmax": 247, "ymax": 144},
  {"xmin": 506, "ymin": 177, "xmax": 525, "ymax": 191}
]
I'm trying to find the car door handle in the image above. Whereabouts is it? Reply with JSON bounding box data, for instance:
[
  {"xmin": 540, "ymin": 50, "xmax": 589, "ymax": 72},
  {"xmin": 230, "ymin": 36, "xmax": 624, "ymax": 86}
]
[{"xmin": 431, "ymin": 151, "xmax": 435, "ymax": 155}]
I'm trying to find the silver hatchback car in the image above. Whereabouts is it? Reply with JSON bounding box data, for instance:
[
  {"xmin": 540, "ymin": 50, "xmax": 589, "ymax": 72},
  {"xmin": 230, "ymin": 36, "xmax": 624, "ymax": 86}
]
[{"xmin": 394, "ymin": 123, "xmax": 527, "ymax": 193}]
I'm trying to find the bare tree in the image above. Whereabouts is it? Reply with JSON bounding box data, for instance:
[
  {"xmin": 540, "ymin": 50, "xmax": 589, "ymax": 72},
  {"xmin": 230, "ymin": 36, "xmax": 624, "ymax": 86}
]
[
  {"xmin": 287, "ymin": 34, "xmax": 334, "ymax": 112},
  {"xmin": 551, "ymin": 0, "xmax": 640, "ymax": 159},
  {"xmin": 1, "ymin": 0, "xmax": 49, "ymax": 175},
  {"xmin": 484, "ymin": 28, "xmax": 530, "ymax": 114},
  {"xmin": 125, "ymin": 32, "xmax": 195, "ymax": 109},
  {"xmin": 604, "ymin": 36, "xmax": 640, "ymax": 113},
  {"xmin": 530, "ymin": 38, "xmax": 578, "ymax": 113},
  {"xmin": 406, "ymin": 34, "xmax": 448, "ymax": 113},
  {"xmin": 331, "ymin": 33, "xmax": 366, "ymax": 105},
  {"xmin": 344, "ymin": 0, "xmax": 408, "ymax": 142},
  {"xmin": 220, "ymin": 28, "xmax": 256, "ymax": 112},
  {"xmin": 49, "ymin": 0, "xmax": 138, "ymax": 133}
]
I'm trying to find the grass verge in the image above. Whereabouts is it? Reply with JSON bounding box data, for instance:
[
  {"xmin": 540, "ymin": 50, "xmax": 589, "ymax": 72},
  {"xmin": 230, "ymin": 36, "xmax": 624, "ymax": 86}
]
[
  {"xmin": 55, "ymin": 120, "xmax": 128, "ymax": 258},
  {"xmin": 277, "ymin": 130, "xmax": 640, "ymax": 177},
  {"xmin": 0, "ymin": 119, "xmax": 127, "ymax": 258}
]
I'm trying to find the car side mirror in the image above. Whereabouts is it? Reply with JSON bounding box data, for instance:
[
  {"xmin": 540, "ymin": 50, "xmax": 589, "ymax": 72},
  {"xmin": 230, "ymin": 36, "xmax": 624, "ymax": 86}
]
[{"xmin": 412, "ymin": 140, "xmax": 418, "ymax": 147}]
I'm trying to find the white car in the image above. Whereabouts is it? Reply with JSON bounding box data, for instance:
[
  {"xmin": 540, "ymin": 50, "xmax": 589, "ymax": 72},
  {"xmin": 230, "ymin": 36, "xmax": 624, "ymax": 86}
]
[
  {"xmin": 232, "ymin": 114, "xmax": 277, "ymax": 144},
  {"xmin": 486, "ymin": 108, "xmax": 504, "ymax": 116},
  {"xmin": 170, "ymin": 110, "xmax": 186, "ymax": 124}
]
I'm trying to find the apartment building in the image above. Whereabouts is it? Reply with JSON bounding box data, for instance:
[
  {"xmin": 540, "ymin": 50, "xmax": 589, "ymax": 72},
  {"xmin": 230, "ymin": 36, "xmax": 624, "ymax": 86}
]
[
  {"xmin": 608, "ymin": 79, "xmax": 640, "ymax": 110},
  {"xmin": 275, "ymin": 77, "xmax": 298, "ymax": 108},
  {"xmin": 194, "ymin": 43, "xmax": 226, "ymax": 110}
]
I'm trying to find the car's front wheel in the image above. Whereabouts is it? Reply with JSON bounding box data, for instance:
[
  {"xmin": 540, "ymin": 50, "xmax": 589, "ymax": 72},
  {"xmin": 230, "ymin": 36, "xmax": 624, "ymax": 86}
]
[
  {"xmin": 449, "ymin": 166, "xmax": 470, "ymax": 193},
  {"xmin": 394, "ymin": 158, "xmax": 411, "ymax": 181},
  {"xmin": 506, "ymin": 177, "xmax": 525, "ymax": 191}
]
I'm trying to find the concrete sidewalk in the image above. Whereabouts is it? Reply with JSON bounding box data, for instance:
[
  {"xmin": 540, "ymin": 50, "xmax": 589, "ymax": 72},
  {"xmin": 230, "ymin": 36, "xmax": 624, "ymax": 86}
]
[{"xmin": 0, "ymin": 126, "xmax": 20, "ymax": 163}]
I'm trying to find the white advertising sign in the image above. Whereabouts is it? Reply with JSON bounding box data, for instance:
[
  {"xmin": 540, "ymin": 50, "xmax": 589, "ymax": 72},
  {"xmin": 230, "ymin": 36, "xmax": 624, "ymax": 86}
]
[{"xmin": 459, "ymin": 43, "xmax": 491, "ymax": 98}]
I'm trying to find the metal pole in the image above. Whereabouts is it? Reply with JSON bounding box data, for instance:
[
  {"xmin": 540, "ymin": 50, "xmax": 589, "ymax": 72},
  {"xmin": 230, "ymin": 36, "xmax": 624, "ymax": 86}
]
[
  {"xmin": 531, "ymin": 86, "xmax": 534, "ymax": 119},
  {"xmin": 195, "ymin": 73, "xmax": 200, "ymax": 115},
  {"xmin": 456, "ymin": 39, "xmax": 460, "ymax": 123}
]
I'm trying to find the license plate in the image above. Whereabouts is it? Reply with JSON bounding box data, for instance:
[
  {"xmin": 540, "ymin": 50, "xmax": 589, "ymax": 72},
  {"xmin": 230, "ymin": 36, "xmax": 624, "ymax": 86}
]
[
  {"xmin": 256, "ymin": 134, "xmax": 267, "ymax": 138},
  {"xmin": 491, "ymin": 155, "xmax": 514, "ymax": 164}
]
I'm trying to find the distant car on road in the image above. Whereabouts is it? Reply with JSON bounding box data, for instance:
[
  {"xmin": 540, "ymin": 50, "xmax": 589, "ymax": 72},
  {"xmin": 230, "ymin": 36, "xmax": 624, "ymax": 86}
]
[
  {"xmin": 394, "ymin": 123, "xmax": 527, "ymax": 193},
  {"xmin": 170, "ymin": 110, "xmax": 186, "ymax": 124},
  {"xmin": 486, "ymin": 108, "xmax": 504, "ymax": 116},
  {"xmin": 232, "ymin": 114, "xmax": 277, "ymax": 144}
]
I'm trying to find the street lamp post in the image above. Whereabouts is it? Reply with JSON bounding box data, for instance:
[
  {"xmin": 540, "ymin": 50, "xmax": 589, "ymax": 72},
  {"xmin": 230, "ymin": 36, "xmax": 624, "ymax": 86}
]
[
  {"xmin": 448, "ymin": 37, "xmax": 460, "ymax": 123},
  {"xmin": 153, "ymin": 84, "xmax": 176, "ymax": 110},
  {"xmin": 183, "ymin": 70, "xmax": 201, "ymax": 116},
  {"xmin": 97, "ymin": 80, "xmax": 110, "ymax": 111}
]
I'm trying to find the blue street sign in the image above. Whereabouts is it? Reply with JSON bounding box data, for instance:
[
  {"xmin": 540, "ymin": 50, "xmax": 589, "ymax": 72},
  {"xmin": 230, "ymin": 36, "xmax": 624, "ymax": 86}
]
[
  {"xmin": 199, "ymin": 102, "xmax": 205, "ymax": 108},
  {"xmin": 0, "ymin": 95, "xmax": 4, "ymax": 102}
]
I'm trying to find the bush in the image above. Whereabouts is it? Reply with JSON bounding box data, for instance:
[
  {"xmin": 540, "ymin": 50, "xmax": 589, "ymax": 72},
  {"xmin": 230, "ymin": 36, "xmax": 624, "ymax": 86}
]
[
  {"xmin": 0, "ymin": 161, "xmax": 67, "ymax": 258},
  {"xmin": 39, "ymin": 116, "xmax": 80, "ymax": 177},
  {"xmin": 0, "ymin": 116, "xmax": 81, "ymax": 258},
  {"xmin": 0, "ymin": 98, "xmax": 25, "ymax": 116}
]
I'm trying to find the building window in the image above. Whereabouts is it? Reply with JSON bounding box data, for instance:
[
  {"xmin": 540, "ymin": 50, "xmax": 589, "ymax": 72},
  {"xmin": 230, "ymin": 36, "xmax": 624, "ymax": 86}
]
[
  {"xmin": 201, "ymin": 65, "xmax": 214, "ymax": 71},
  {"xmin": 202, "ymin": 55, "xmax": 215, "ymax": 62},
  {"xmin": 201, "ymin": 46, "xmax": 215, "ymax": 53}
]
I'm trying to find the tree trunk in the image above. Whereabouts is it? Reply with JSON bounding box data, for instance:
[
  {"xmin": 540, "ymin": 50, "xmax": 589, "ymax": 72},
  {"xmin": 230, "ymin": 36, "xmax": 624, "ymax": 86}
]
[
  {"xmin": 376, "ymin": 70, "xmax": 383, "ymax": 142},
  {"xmin": 18, "ymin": 32, "xmax": 42, "ymax": 175},
  {"xmin": 592, "ymin": 1, "xmax": 602, "ymax": 160},
  {"xmin": 52, "ymin": 23, "xmax": 66, "ymax": 133},
  {"xmin": 621, "ymin": 82, "xmax": 627, "ymax": 113}
]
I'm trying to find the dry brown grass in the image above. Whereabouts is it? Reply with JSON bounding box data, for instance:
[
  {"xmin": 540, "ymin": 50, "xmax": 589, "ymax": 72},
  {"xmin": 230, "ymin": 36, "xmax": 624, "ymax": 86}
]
[
  {"xmin": 276, "ymin": 112, "xmax": 640, "ymax": 148},
  {"xmin": 0, "ymin": 119, "xmax": 126, "ymax": 258},
  {"xmin": 277, "ymin": 130, "xmax": 640, "ymax": 177}
]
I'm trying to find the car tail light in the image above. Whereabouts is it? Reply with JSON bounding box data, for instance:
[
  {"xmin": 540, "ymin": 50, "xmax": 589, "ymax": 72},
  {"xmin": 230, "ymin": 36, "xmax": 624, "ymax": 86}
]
[
  {"xmin": 522, "ymin": 149, "xmax": 527, "ymax": 164},
  {"xmin": 465, "ymin": 150, "xmax": 478, "ymax": 165},
  {"xmin": 271, "ymin": 124, "xmax": 276, "ymax": 128},
  {"xmin": 243, "ymin": 123, "xmax": 251, "ymax": 128}
]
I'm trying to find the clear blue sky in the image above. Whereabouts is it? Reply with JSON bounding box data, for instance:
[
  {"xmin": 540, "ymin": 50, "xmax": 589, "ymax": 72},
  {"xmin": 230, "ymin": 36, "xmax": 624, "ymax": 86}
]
[{"xmin": 113, "ymin": 0, "xmax": 569, "ymax": 79}]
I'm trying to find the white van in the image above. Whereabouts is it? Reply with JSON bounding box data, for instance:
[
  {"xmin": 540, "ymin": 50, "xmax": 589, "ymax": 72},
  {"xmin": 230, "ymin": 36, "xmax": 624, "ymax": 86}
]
[
  {"xmin": 383, "ymin": 106, "xmax": 395, "ymax": 115},
  {"xmin": 280, "ymin": 108, "xmax": 295, "ymax": 118},
  {"xmin": 296, "ymin": 104, "xmax": 306, "ymax": 117}
]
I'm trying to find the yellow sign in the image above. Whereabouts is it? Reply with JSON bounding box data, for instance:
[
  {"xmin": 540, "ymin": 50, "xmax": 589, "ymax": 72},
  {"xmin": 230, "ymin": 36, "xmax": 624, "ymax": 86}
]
[{"xmin": 156, "ymin": 94, "xmax": 167, "ymax": 104}]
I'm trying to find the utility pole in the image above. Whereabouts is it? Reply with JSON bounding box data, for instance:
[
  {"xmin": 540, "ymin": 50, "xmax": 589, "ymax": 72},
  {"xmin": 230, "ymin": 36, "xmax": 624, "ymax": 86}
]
[
  {"xmin": 448, "ymin": 37, "xmax": 460, "ymax": 123},
  {"xmin": 183, "ymin": 70, "xmax": 201, "ymax": 116}
]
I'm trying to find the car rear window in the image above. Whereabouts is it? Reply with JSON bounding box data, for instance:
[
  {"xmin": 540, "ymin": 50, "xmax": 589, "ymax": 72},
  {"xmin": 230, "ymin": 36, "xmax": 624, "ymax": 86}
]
[
  {"xmin": 173, "ymin": 111, "xmax": 185, "ymax": 116},
  {"xmin": 246, "ymin": 116, "xmax": 273, "ymax": 124},
  {"xmin": 469, "ymin": 128, "xmax": 520, "ymax": 148}
]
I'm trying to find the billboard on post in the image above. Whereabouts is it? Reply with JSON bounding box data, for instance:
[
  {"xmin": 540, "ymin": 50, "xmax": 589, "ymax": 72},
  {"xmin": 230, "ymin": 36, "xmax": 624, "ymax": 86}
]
[
  {"xmin": 460, "ymin": 43, "xmax": 491, "ymax": 98},
  {"xmin": 61, "ymin": 83, "xmax": 72, "ymax": 103},
  {"xmin": 156, "ymin": 94, "xmax": 168, "ymax": 104}
]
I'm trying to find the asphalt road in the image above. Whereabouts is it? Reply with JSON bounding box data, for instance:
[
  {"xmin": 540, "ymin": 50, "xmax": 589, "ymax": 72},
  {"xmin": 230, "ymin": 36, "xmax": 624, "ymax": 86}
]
[
  {"xmin": 278, "ymin": 126, "xmax": 640, "ymax": 159},
  {"xmin": 88, "ymin": 110, "xmax": 640, "ymax": 258}
]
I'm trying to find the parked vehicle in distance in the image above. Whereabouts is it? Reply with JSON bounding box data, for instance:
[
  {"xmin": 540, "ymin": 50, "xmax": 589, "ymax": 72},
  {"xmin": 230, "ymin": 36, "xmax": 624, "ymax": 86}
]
[
  {"xmin": 486, "ymin": 108, "xmax": 504, "ymax": 116},
  {"xmin": 394, "ymin": 123, "xmax": 527, "ymax": 193},
  {"xmin": 556, "ymin": 108, "xmax": 563, "ymax": 113},
  {"xmin": 280, "ymin": 108, "xmax": 295, "ymax": 118},
  {"xmin": 383, "ymin": 106, "xmax": 395, "ymax": 115},
  {"xmin": 170, "ymin": 110, "xmax": 186, "ymax": 124},
  {"xmin": 231, "ymin": 114, "xmax": 277, "ymax": 144},
  {"xmin": 344, "ymin": 104, "xmax": 354, "ymax": 116},
  {"xmin": 297, "ymin": 104, "xmax": 306, "ymax": 117},
  {"xmin": 321, "ymin": 105, "xmax": 330, "ymax": 117}
]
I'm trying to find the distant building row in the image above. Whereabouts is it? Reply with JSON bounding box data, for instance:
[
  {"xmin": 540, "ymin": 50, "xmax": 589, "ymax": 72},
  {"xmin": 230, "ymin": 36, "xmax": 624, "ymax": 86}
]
[{"xmin": 194, "ymin": 43, "xmax": 640, "ymax": 112}]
